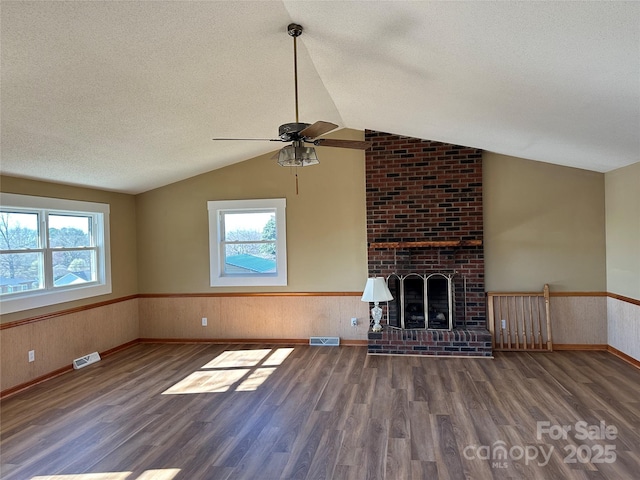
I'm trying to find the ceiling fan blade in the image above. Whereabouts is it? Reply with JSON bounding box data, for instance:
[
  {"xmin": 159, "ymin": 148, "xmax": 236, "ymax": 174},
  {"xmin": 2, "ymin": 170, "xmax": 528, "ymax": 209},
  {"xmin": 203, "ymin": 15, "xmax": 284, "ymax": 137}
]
[
  {"xmin": 313, "ymin": 138, "xmax": 372, "ymax": 150},
  {"xmin": 212, "ymin": 138, "xmax": 283, "ymax": 142},
  {"xmin": 299, "ymin": 121, "xmax": 338, "ymax": 139}
]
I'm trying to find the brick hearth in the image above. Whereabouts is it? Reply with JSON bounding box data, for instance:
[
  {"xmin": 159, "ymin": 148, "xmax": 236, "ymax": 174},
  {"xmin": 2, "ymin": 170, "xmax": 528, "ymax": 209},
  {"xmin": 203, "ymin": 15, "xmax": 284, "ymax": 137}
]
[{"xmin": 368, "ymin": 328, "xmax": 492, "ymax": 357}]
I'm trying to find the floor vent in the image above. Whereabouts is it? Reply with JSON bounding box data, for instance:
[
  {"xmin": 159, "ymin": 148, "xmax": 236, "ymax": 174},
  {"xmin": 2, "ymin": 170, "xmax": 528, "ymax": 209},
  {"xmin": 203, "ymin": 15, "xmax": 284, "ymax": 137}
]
[
  {"xmin": 73, "ymin": 352, "xmax": 101, "ymax": 370},
  {"xmin": 309, "ymin": 336, "xmax": 340, "ymax": 346}
]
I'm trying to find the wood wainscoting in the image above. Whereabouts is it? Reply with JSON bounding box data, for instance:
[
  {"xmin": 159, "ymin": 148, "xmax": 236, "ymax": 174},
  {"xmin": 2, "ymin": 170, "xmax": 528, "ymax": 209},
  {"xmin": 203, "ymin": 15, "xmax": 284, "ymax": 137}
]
[
  {"xmin": 138, "ymin": 292, "xmax": 370, "ymax": 342},
  {"xmin": 0, "ymin": 297, "xmax": 139, "ymax": 396},
  {"xmin": 488, "ymin": 288, "xmax": 611, "ymax": 352},
  {"xmin": 608, "ymin": 293, "xmax": 640, "ymax": 364},
  {"xmin": 487, "ymin": 285, "xmax": 552, "ymax": 351}
]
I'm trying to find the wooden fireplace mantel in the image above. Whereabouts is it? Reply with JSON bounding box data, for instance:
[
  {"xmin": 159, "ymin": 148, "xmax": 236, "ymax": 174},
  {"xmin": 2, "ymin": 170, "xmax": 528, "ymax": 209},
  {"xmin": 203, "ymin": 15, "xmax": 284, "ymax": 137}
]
[{"xmin": 368, "ymin": 239, "xmax": 482, "ymax": 249}]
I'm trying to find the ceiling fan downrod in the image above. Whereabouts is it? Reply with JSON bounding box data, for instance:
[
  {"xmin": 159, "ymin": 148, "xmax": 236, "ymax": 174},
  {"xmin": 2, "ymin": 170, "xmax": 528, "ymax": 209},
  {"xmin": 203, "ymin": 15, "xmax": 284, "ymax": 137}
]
[
  {"xmin": 288, "ymin": 23, "xmax": 303, "ymax": 123},
  {"xmin": 211, "ymin": 22, "xmax": 371, "ymax": 163}
]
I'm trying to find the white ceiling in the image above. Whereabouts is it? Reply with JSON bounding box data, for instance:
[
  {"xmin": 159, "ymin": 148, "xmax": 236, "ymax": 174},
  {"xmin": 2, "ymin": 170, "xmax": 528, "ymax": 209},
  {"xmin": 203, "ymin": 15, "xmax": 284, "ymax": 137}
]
[{"xmin": 1, "ymin": 1, "xmax": 638, "ymax": 194}]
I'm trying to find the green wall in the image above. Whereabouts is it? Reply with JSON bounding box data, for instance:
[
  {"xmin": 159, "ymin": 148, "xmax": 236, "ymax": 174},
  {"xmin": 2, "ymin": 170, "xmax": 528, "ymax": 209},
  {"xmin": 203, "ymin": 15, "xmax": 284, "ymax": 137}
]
[
  {"xmin": 0, "ymin": 175, "xmax": 138, "ymax": 323},
  {"xmin": 606, "ymin": 162, "xmax": 640, "ymax": 300},
  {"xmin": 135, "ymin": 128, "xmax": 369, "ymax": 294},
  {"xmin": 483, "ymin": 152, "xmax": 607, "ymax": 292}
]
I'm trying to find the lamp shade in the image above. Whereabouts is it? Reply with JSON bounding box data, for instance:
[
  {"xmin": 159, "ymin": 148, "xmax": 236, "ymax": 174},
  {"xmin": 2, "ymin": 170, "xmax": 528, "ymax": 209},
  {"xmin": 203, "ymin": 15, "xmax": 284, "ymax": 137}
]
[
  {"xmin": 277, "ymin": 142, "xmax": 319, "ymax": 167},
  {"xmin": 361, "ymin": 277, "xmax": 393, "ymax": 303}
]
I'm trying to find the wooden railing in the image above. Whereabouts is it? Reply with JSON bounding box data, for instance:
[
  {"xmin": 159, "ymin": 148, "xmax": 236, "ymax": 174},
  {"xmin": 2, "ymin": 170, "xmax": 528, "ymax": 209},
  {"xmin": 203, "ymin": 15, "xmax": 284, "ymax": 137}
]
[{"xmin": 487, "ymin": 284, "xmax": 552, "ymax": 351}]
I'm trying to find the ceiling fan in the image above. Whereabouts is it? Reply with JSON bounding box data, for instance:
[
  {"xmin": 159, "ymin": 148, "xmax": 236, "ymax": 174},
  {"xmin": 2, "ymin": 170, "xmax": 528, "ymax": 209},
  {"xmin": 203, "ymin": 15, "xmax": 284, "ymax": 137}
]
[{"xmin": 212, "ymin": 23, "xmax": 371, "ymax": 168}]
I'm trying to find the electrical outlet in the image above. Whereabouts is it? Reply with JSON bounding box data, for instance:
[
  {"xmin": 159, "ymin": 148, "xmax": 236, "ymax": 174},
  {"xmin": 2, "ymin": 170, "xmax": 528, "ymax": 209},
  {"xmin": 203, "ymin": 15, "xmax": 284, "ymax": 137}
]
[
  {"xmin": 501, "ymin": 319, "xmax": 506, "ymax": 329},
  {"xmin": 351, "ymin": 317, "xmax": 358, "ymax": 327},
  {"xmin": 28, "ymin": 350, "xmax": 35, "ymax": 363},
  {"xmin": 201, "ymin": 317, "xmax": 208, "ymax": 327}
]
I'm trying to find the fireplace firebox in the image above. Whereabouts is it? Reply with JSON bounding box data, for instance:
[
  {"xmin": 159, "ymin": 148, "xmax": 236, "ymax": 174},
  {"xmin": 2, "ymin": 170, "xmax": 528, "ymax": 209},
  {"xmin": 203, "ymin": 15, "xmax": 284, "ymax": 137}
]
[{"xmin": 386, "ymin": 273, "xmax": 454, "ymax": 330}]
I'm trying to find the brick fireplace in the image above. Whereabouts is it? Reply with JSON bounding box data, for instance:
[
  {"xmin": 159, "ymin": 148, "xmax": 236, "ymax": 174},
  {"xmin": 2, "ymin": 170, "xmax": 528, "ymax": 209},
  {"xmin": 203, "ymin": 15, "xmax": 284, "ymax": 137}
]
[{"xmin": 365, "ymin": 130, "xmax": 492, "ymax": 357}]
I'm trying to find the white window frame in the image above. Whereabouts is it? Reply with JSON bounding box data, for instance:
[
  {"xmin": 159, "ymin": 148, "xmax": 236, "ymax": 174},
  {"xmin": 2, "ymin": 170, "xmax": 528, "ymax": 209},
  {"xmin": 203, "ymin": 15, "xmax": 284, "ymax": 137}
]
[
  {"xmin": 208, "ymin": 198, "xmax": 287, "ymax": 287},
  {"xmin": 0, "ymin": 193, "xmax": 111, "ymax": 314}
]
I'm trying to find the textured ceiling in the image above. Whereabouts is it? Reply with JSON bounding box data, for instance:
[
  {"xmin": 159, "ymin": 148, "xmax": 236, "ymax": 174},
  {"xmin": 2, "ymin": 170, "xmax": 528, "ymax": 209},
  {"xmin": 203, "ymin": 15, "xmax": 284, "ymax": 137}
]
[{"xmin": 1, "ymin": 1, "xmax": 638, "ymax": 194}]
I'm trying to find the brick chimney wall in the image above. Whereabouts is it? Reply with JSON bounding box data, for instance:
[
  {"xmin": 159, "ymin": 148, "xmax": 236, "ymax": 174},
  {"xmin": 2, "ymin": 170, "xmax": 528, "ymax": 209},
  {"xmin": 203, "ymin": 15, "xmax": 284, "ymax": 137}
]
[{"xmin": 365, "ymin": 130, "xmax": 486, "ymax": 329}]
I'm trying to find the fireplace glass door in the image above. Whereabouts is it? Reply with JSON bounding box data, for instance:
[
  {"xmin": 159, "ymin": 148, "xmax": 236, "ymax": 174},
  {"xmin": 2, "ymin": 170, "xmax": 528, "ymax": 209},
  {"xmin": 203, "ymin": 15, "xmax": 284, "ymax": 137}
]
[
  {"xmin": 404, "ymin": 274, "xmax": 426, "ymax": 329},
  {"xmin": 426, "ymin": 273, "xmax": 453, "ymax": 329},
  {"xmin": 387, "ymin": 274, "xmax": 401, "ymax": 329}
]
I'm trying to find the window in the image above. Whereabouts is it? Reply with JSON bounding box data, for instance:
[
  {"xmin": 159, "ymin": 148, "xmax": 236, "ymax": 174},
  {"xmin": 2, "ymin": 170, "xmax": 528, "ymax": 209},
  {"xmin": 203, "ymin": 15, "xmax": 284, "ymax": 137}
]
[
  {"xmin": 208, "ymin": 198, "xmax": 287, "ymax": 287},
  {"xmin": 0, "ymin": 193, "xmax": 111, "ymax": 314}
]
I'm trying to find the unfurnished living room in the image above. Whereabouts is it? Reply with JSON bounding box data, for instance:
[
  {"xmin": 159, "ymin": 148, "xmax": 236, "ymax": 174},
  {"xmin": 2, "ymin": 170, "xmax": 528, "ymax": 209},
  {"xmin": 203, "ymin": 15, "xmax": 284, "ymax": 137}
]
[{"xmin": 1, "ymin": 2, "xmax": 639, "ymax": 479}]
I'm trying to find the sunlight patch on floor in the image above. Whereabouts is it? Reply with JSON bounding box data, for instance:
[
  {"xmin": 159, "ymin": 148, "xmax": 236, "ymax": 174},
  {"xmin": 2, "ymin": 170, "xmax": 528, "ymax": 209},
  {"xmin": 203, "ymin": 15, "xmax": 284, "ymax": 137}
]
[
  {"xmin": 203, "ymin": 349, "xmax": 272, "ymax": 368},
  {"xmin": 236, "ymin": 367, "xmax": 277, "ymax": 391},
  {"xmin": 162, "ymin": 369, "xmax": 250, "ymax": 394},
  {"xmin": 162, "ymin": 347, "xmax": 294, "ymax": 395},
  {"xmin": 31, "ymin": 469, "xmax": 180, "ymax": 480},
  {"xmin": 135, "ymin": 469, "xmax": 181, "ymax": 479},
  {"xmin": 263, "ymin": 347, "xmax": 294, "ymax": 366}
]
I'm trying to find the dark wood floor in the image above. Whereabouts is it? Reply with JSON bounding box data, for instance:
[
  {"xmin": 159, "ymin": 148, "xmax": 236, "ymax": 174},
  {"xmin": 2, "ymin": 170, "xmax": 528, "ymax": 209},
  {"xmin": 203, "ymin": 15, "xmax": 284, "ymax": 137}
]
[{"xmin": 1, "ymin": 344, "xmax": 640, "ymax": 480}]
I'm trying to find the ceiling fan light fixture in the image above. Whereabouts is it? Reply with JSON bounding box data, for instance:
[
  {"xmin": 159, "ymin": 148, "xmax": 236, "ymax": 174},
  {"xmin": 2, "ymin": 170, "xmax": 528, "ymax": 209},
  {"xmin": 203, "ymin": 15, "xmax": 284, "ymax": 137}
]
[{"xmin": 277, "ymin": 142, "xmax": 319, "ymax": 167}]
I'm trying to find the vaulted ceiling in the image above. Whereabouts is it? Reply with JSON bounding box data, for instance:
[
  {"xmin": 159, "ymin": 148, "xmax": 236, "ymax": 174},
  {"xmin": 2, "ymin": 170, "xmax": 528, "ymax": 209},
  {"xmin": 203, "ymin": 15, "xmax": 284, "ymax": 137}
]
[{"xmin": 2, "ymin": 1, "xmax": 638, "ymax": 194}]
